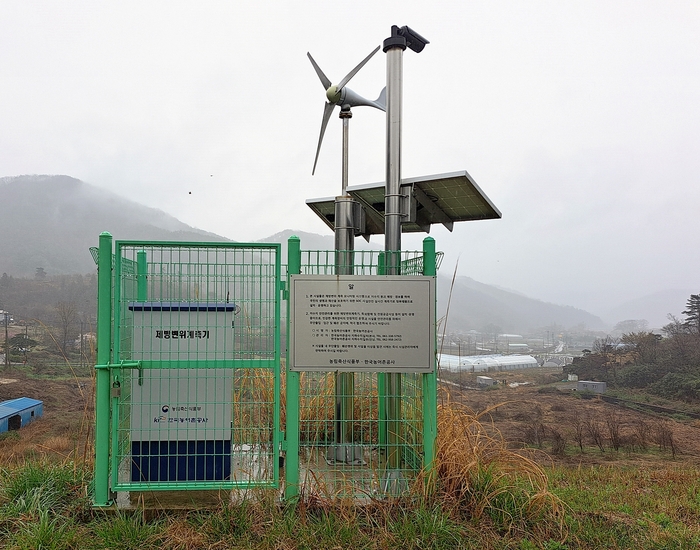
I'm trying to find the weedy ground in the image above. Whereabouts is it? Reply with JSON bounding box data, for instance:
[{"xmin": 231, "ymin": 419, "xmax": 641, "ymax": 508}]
[
  {"xmin": 1, "ymin": 386, "xmax": 700, "ymax": 549},
  {"xmin": 2, "ymin": 362, "xmax": 700, "ymax": 548}
]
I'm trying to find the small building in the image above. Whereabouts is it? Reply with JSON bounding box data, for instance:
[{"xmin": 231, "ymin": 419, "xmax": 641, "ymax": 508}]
[
  {"xmin": 576, "ymin": 380, "xmax": 606, "ymax": 394},
  {"xmin": 508, "ymin": 343, "xmax": 530, "ymax": 352},
  {"xmin": 544, "ymin": 357, "xmax": 565, "ymax": 368},
  {"xmin": 0, "ymin": 397, "xmax": 43, "ymax": 433},
  {"xmin": 476, "ymin": 375, "xmax": 498, "ymax": 388}
]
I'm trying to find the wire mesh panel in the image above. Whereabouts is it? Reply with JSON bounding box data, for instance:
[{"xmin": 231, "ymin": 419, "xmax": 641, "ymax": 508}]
[
  {"xmin": 296, "ymin": 371, "xmax": 424, "ymax": 498},
  {"xmin": 110, "ymin": 242, "xmax": 281, "ymax": 492},
  {"xmin": 288, "ymin": 248, "xmax": 435, "ymax": 499}
]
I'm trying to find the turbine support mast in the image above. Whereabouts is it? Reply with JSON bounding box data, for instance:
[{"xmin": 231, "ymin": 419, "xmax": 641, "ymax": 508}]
[{"xmin": 381, "ymin": 24, "xmax": 429, "ymax": 494}]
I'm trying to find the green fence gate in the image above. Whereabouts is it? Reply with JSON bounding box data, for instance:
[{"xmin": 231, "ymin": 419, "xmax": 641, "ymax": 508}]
[{"xmin": 94, "ymin": 233, "xmax": 282, "ymax": 505}]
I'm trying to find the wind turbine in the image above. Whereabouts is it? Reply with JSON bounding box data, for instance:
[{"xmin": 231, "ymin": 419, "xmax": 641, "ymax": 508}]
[
  {"xmin": 306, "ymin": 46, "xmax": 386, "ymax": 465},
  {"xmin": 307, "ymin": 46, "xmax": 386, "ymax": 175}
]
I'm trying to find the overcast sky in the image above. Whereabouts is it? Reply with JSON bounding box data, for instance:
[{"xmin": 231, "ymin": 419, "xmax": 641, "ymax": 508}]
[{"xmin": 1, "ymin": 1, "xmax": 698, "ymax": 318}]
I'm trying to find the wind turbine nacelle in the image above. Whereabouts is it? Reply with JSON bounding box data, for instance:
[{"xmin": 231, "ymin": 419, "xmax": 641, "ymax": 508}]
[
  {"xmin": 336, "ymin": 86, "xmax": 386, "ymax": 112},
  {"xmin": 308, "ymin": 46, "xmax": 385, "ymax": 174}
]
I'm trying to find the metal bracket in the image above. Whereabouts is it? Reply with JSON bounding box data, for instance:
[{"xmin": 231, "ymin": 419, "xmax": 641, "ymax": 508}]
[
  {"xmin": 412, "ymin": 184, "xmax": 453, "ymax": 232},
  {"xmin": 352, "ymin": 200, "xmax": 366, "ymax": 236}
]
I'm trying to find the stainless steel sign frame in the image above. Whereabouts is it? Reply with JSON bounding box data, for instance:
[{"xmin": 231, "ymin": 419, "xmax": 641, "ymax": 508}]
[{"xmin": 289, "ymin": 275, "xmax": 435, "ymax": 372}]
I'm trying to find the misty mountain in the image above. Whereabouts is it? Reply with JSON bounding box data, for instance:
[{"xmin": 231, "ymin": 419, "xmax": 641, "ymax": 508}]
[
  {"xmin": 0, "ymin": 175, "xmax": 605, "ymax": 333},
  {"xmin": 439, "ymin": 275, "xmax": 606, "ymax": 333},
  {"xmin": 602, "ymin": 289, "xmax": 695, "ymax": 330},
  {"xmin": 256, "ymin": 229, "xmax": 382, "ymax": 263},
  {"xmin": 0, "ymin": 175, "xmax": 227, "ymax": 276},
  {"xmin": 260, "ymin": 231, "xmax": 604, "ymax": 332}
]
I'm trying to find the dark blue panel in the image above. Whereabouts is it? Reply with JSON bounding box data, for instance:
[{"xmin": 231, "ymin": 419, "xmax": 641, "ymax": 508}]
[
  {"xmin": 128, "ymin": 302, "xmax": 237, "ymax": 312},
  {"xmin": 131, "ymin": 440, "xmax": 231, "ymax": 482}
]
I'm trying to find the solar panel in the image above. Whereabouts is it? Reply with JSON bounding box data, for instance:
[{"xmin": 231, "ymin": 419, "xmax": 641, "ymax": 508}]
[{"xmin": 306, "ymin": 170, "xmax": 501, "ymax": 237}]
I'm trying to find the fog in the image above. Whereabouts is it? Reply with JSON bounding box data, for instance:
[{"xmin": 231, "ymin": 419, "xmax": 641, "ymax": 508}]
[{"xmin": 1, "ymin": 1, "xmax": 698, "ymax": 322}]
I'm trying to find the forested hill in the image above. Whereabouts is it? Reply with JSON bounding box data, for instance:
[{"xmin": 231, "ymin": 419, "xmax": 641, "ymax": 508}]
[{"xmin": 0, "ymin": 175, "xmax": 227, "ymax": 277}]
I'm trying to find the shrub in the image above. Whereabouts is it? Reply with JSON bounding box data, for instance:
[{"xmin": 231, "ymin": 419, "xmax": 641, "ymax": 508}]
[
  {"xmin": 617, "ymin": 364, "xmax": 664, "ymax": 388},
  {"xmin": 650, "ymin": 373, "xmax": 700, "ymax": 403}
]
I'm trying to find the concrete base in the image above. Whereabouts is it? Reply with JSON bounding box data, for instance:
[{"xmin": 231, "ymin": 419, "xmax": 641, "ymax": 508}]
[{"xmin": 325, "ymin": 444, "xmax": 366, "ymax": 466}]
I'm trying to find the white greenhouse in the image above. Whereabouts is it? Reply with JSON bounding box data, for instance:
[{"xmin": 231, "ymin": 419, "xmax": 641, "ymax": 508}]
[{"xmin": 438, "ymin": 354, "xmax": 538, "ymax": 373}]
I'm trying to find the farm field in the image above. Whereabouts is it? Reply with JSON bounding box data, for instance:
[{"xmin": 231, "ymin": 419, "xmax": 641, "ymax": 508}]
[{"xmin": 441, "ymin": 367, "xmax": 700, "ymax": 467}]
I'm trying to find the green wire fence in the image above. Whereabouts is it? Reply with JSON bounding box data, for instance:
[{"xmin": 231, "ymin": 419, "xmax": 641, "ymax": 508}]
[{"xmin": 93, "ymin": 233, "xmax": 438, "ymax": 506}]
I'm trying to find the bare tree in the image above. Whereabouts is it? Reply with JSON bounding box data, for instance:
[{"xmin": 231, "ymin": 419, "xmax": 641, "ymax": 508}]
[
  {"xmin": 549, "ymin": 427, "xmax": 566, "ymax": 456},
  {"xmin": 605, "ymin": 411, "xmax": 622, "ymax": 451},
  {"xmin": 662, "ymin": 314, "xmax": 697, "ymax": 366},
  {"xmin": 633, "ymin": 419, "xmax": 650, "ymax": 451},
  {"xmin": 653, "ymin": 421, "xmax": 678, "ymax": 458},
  {"xmin": 585, "ymin": 417, "xmax": 606, "ymax": 452},
  {"xmin": 54, "ymin": 301, "xmax": 77, "ymax": 355},
  {"xmin": 620, "ymin": 331, "xmax": 661, "ymax": 365},
  {"xmin": 613, "ymin": 319, "xmax": 649, "ymax": 335},
  {"xmin": 571, "ymin": 412, "xmax": 586, "ymax": 452},
  {"xmin": 524, "ymin": 422, "xmax": 547, "ymax": 449}
]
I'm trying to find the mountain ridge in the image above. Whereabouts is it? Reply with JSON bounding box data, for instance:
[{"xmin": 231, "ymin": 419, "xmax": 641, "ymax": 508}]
[
  {"xmin": 1, "ymin": 175, "xmax": 608, "ymax": 331},
  {"xmin": 0, "ymin": 175, "xmax": 227, "ymax": 276}
]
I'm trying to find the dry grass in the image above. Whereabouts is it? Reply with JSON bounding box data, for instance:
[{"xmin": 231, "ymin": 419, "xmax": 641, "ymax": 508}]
[
  {"xmin": 424, "ymin": 395, "xmax": 566, "ymax": 538},
  {"xmin": 162, "ymin": 518, "xmax": 209, "ymax": 550},
  {"xmin": 36, "ymin": 435, "xmax": 73, "ymax": 455}
]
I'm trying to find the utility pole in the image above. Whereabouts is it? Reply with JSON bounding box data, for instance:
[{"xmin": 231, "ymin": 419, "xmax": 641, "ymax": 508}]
[{"xmin": 4, "ymin": 312, "xmax": 9, "ymax": 368}]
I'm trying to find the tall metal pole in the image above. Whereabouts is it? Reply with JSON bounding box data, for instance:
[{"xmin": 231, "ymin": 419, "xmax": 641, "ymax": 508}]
[
  {"xmin": 381, "ymin": 24, "xmax": 429, "ymax": 492},
  {"xmin": 382, "ymin": 26, "xmax": 406, "ymax": 489},
  {"xmin": 330, "ymin": 106, "xmax": 363, "ymax": 464},
  {"xmin": 384, "ymin": 41, "xmax": 404, "ymax": 269}
]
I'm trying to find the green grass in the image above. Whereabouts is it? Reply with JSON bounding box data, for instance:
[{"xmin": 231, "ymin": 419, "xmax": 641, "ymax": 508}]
[
  {"xmin": 1, "ymin": 457, "xmax": 699, "ymax": 548},
  {"xmin": 548, "ymin": 465, "xmax": 700, "ymax": 548}
]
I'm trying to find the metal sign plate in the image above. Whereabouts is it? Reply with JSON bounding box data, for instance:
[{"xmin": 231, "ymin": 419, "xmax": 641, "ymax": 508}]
[
  {"xmin": 289, "ymin": 275, "xmax": 435, "ymax": 372},
  {"xmin": 129, "ymin": 303, "xmax": 235, "ymax": 441}
]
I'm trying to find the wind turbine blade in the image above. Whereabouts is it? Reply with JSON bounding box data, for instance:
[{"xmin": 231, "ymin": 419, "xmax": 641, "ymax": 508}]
[
  {"xmin": 336, "ymin": 45, "xmax": 380, "ymax": 90},
  {"xmin": 312, "ymin": 102, "xmax": 336, "ymax": 175},
  {"xmin": 307, "ymin": 52, "xmax": 331, "ymax": 90}
]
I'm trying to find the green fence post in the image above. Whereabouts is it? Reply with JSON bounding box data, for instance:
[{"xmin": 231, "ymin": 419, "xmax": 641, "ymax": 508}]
[
  {"xmin": 285, "ymin": 236, "xmax": 301, "ymax": 499},
  {"xmin": 137, "ymin": 250, "xmax": 147, "ymax": 301},
  {"xmin": 273, "ymin": 242, "xmax": 283, "ymax": 488},
  {"xmin": 421, "ymin": 237, "xmax": 438, "ymax": 481},
  {"xmin": 94, "ymin": 232, "xmax": 113, "ymax": 506}
]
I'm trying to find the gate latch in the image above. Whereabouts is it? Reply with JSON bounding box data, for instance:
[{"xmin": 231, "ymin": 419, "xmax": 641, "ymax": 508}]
[{"xmin": 95, "ymin": 360, "xmax": 143, "ymax": 386}]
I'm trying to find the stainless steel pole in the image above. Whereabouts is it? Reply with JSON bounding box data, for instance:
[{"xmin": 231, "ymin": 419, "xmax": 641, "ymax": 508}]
[
  {"xmin": 383, "ymin": 28, "xmax": 406, "ymax": 490},
  {"xmin": 385, "ymin": 46, "xmax": 403, "ymax": 266},
  {"xmin": 329, "ymin": 107, "xmax": 363, "ymax": 464}
]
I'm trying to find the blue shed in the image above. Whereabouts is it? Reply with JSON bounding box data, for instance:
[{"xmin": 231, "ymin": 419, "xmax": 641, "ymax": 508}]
[{"xmin": 0, "ymin": 397, "xmax": 43, "ymax": 433}]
